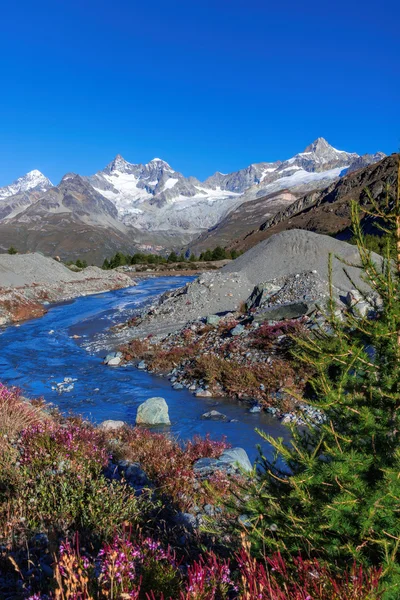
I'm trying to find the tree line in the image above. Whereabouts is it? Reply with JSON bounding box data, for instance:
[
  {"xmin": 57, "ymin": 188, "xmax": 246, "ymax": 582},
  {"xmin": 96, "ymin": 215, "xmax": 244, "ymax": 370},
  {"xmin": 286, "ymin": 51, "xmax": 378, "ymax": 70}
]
[{"xmin": 101, "ymin": 246, "xmax": 242, "ymax": 270}]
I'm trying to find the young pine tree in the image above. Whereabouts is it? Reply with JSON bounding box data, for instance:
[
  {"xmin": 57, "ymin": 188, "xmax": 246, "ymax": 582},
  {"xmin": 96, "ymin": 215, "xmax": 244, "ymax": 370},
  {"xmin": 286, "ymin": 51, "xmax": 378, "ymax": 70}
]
[{"xmin": 244, "ymin": 161, "xmax": 400, "ymax": 597}]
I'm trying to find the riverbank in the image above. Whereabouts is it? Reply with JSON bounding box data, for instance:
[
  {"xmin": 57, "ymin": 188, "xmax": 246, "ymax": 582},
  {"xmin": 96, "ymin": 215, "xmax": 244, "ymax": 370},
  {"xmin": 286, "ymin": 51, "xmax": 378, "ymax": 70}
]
[
  {"xmin": 105, "ymin": 231, "xmax": 379, "ymax": 426},
  {"xmin": 0, "ymin": 382, "xmax": 382, "ymax": 600},
  {"xmin": 0, "ymin": 277, "xmax": 287, "ymax": 462},
  {"xmin": 0, "ymin": 252, "xmax": 134, "ymax": 325}
]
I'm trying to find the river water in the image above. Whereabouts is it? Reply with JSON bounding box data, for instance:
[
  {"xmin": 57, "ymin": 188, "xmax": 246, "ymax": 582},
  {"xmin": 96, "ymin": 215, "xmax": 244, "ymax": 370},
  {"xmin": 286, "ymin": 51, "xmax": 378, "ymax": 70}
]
[{"xmin": 0, "ymin": 276, "xmax": 290, "ymax": 463}]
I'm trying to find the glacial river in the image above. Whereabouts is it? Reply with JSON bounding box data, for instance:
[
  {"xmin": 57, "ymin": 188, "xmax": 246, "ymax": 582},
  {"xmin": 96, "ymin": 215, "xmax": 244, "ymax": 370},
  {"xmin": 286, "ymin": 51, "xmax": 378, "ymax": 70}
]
[{"xmin": 0, "ymin": 276, "xmax": 290, "ymax": 463}]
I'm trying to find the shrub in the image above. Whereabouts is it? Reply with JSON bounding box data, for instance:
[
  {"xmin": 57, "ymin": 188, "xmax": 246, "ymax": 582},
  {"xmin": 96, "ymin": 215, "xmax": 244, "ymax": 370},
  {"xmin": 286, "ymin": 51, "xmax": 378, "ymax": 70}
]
[
  {"xmin": 189, "ymin": 355, "xmax": 297, "ymax": 399},
  {"xmin": 28, "ymin": 535, "xmax": 382, "ymax": 599},
  {"xmin": 18, "ymin": 422, "xmax": 109, "ymax": 475},
  {"xmin": 112, "ymin": 428, "xmax": 230, "ymax": 510},
  {"xmin": 0, "ymin": 384, "xmax": 45, "ymax": 439},
  {"xmin": 251, "ymin": 319, "xmax": 307, "ymax": 352}
]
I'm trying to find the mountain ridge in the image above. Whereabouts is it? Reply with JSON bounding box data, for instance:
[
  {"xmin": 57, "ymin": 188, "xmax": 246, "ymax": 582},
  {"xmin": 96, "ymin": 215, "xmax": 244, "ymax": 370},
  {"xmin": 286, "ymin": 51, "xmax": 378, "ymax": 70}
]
[{"xmin": 0, "ymin": 138, "xmax": 387, "ymax": 262}]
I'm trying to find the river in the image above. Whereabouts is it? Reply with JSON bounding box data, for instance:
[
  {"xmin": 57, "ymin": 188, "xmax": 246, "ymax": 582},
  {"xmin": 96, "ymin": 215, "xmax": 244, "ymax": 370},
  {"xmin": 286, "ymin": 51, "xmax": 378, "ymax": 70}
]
[{"xmin": 0, "ymin": 276, "xmax": 290, "ymax": 463}]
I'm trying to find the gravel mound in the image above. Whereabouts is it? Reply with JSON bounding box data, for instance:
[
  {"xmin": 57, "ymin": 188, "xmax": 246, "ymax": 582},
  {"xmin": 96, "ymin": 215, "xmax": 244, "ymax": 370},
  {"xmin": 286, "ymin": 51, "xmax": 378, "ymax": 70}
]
[
  {"xmin": 0, "ymin": 253, "xmax": 110, "ymax": 288},
  {"xmin": 114, "ymin": 230, "xmax": 380, "ymax": 342},
  {"xmin": 222, "ymin": 229, "xmax": 378, "ymax": 294},
  {"xmin": 0, "ymin": 253, "xmax": 134, "ymax": 326}
]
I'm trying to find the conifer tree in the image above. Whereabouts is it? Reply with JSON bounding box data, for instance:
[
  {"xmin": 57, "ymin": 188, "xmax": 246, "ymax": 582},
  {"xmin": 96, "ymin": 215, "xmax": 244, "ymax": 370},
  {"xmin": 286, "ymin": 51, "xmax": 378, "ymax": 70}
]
[{"xmin": 244, "ymin": 161, "xmax": 400, "ymax": 597}]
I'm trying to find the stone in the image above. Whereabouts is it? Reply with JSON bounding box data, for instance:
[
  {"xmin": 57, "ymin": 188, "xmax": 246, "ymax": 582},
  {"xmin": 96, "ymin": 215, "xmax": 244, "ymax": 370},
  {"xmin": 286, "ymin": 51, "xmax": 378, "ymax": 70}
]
[
  {"xmin": 247, "ymin": 282, "xmax": 282, "ymax": 309},
  {"xmin": 117, "ymin": 460, "xmax": 150, "ymax": 487},
  {"xmin": 218, "ymin": 448, "xmax": 253, "ymax": 473},
  {"xmin": 230, "ymin": 324, "xmax": 245, "ymax": 336},
  {"xmin": 107, "ymin": 356, "xmax": 121, "ymax": 366},
  {"xmin": 201, "ymin": 410, "xmax": 228, "ymax": 421},
  {"xmin": 193, "ymin": 449, "xmax": 253, "ymax": 478},
  {"xmin": 99, "ymin": 419, "xmax": 126, "ymax": 431},
  {"xmin": 173, "ymin": 382, "xmax": 184, "ymax": 390},
  {"xmin": 203, "ymin": 504, "xmax": 215, "ymax": 517},
  {"xmin": 253, "ymin": 301, "xmax": 313, "ymax": 322},
  {"xmin": 104, "ymin": 351, "xmax": 122, "ymax": 364},
  {"xmin": 136, "ymin": 397, "xmax": 170, "ymax": 425},
  {"xmin": 193, "ymin": 457, "xmax": 221, "ymax": 477},
  {"xmin": 345, "ymin": 289, "xmax": 363, "ymax": 307},
  {"xmin": 249, "ymin": 405, "xmax": 262, "ymax": 413},
  {"xmin": 206, "ymin": 314, "xmax": 221, "ymax": 326},
  {"xmin": 195, "ymin": 388, "xmax": 212, "ymax": 397},
  {"xmin": 174, "ymin": 512, "xmax": 198, "ymax": 530},
  {"xmin": 138, "ymin": 360, "xmax": 147, "ymax": 370},
  {"xmin": 238, "ymin": 514, "xmax": 252, "ymax": 527}
]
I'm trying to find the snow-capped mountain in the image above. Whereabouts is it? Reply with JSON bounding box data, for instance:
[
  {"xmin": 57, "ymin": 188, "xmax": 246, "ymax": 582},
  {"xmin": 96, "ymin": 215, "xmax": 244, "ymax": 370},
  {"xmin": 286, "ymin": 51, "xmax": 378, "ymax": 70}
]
[
  {"xmin": 0, "ymin": 169, "xmax": 52, "ymax": 201},
  {"xmin": 0, "ymin": 170, "xmax": 54, "ymax": 221},
  {"xmin": 88, "ymin": 155, "xmax": 242, "ymax": 234},
  {"xmin": 88, "ymin": 138, "xmax": 385, "ymax": 236},
  {"xmin": 0, "ymin": 138, "xmax": 386, "ymax": 257}
]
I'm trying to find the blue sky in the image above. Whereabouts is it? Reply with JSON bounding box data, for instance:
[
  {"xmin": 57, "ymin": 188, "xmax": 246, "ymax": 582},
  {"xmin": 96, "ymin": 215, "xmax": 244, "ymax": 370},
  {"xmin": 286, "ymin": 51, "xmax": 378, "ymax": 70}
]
[{"xmin": 0, "ymin": 0, "xmax": 399, "ymax": 186}]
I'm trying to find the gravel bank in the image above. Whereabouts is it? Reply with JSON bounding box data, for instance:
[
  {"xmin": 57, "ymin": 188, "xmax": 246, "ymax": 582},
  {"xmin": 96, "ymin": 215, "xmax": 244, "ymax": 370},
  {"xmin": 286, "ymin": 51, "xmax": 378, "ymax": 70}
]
[
  {"xmin": 109, "ymin": 230, "xmax": 380, "ymax": 343},
  {"xmin": 0, "ymin": 253, "xmax": 134, "ymax": 325}
]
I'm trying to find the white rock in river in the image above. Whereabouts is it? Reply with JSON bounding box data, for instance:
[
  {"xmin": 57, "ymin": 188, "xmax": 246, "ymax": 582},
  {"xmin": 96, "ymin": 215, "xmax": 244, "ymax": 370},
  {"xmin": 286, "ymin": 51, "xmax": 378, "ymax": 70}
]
[
  {"xmin": 136, "ymin": 397, "xmax": 171, "ymax": 425},
  {"xmin": 107, "ymin": 357, "xmax": 121, "ymax": 366}
]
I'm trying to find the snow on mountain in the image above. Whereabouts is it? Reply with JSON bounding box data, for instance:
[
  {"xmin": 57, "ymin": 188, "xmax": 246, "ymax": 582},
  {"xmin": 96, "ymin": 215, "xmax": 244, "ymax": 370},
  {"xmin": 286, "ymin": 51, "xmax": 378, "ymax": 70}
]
[
  {"xmin": 89, "ymin": 155, "xmax": 241, "ymax": 234},
  {"xmin": 0, "ymin": 170, "xmax": 53, "ymax": 201},
  {"xmin": 88, "ymin": 138, "xmax": 384, "ymax": 238},
  {"xmin": 0, "ymin": 139, "xmax": 384, "ymax": 244}
]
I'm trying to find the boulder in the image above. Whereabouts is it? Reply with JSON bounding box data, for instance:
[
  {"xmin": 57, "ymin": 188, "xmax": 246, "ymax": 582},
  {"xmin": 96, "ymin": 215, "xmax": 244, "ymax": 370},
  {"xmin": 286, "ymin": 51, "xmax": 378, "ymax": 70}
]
[
  {"xmin": 136, "ymin": 397, "xmax": 171, "ymax": 425},
  {"xmin": 206, "ymin": 314, "xmax": 221, "ymax": 326},
  {"xmin": 117, "ymin": 460, "xmax": 150, "ymax": 487},
  {"xmin": 218, "ymin": 448, "xmax": 253, "ymax": 473},
  {"xmin": 99, "ymin": 419, "xmax": 126, "ymax": 431},
  {"xmin": 201, "ymin": 410, "xmax": 228, "ymax": 421},
  {"xmin": 230, "ymin": 324, "xmax": 245, "ymax": 336},
  {"xmin": 107, "ymin": 357, "xmax": 121, "ymax": 366},
  {"xmin": 193, "ymin": 457, "xmax": 221, "ymax": 477},
  {"xmin": 193, "ymin": 448, "xmax": 253, "ymax": 477},
  {"xmin": 104, "ymin": 351, "xmax": 122, "ymax": 365},
  {"xmin": 195, "ymin": 388, "xmax": 212, "ymax": 397},
  {"xmin": 247, "ymin": 282, "xmax": 282, "ymax": 309},
  {"xmin": 253, "ymin": 301, "xmax": 314, "ymax": 322},
  {"xmin": 174, "ymin": 512, "xmax": 198, "ymax": 530}
]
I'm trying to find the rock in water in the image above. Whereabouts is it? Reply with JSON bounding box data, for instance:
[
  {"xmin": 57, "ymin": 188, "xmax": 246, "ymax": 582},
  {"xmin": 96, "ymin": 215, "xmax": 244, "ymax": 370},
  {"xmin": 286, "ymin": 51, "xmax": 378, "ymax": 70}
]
[
  {"xmin": 136, "ymin": 397, "xmax": 171, "ymax": 425},
  {"xmin": 201, "ymin": 410, "xmax": 228, "ymax": 421},
  {"xmin": 107, "ymin": 356, "xmax": 121, "ymax": 366}
]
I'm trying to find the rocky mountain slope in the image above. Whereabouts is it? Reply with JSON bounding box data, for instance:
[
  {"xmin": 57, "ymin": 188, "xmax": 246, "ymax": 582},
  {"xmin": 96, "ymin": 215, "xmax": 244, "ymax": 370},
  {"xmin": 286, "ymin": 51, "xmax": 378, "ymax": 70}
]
[
  {"xmin": 0, "ymin": 169, "xmax": 52, "ymax": 201},
  {"xmin": 0, "ymin": 174, "xmax": 176, "ymax": 264},
  {"xmin": 0, "ymin": 139, "xmax": 385, "ymax": 261},
  {"xmin": 0, "ymin": 170, "xmax": 53, "ymax": 221},
  {"xmin": 88, "ymin": 138, "xmax": 384, "ymax": 238},
  {"xmin": 225, "ymin": 153, "xmax": 399, "ymax": 253},
  {"xmin": 0, "ymin": 252, "xmax": 134, "ymax": 325}
]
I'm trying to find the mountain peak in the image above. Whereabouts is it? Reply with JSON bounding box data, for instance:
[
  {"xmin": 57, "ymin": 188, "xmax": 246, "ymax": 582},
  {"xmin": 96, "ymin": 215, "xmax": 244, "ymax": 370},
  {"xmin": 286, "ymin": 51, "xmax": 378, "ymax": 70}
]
[
  {"xmin": 148, "ymin": 157, "xmax": 172, "ymax": 168},
  {"xmin": 107, "ymin": 154, "xmax": 130, "ymax": 172},
  {"xmin": 303, "ymin": 137, "xmax": 334, "ymax": 154},
  {"xmin": 0, "ymin": 169, "xmax": 53, "ymax": 200}
]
